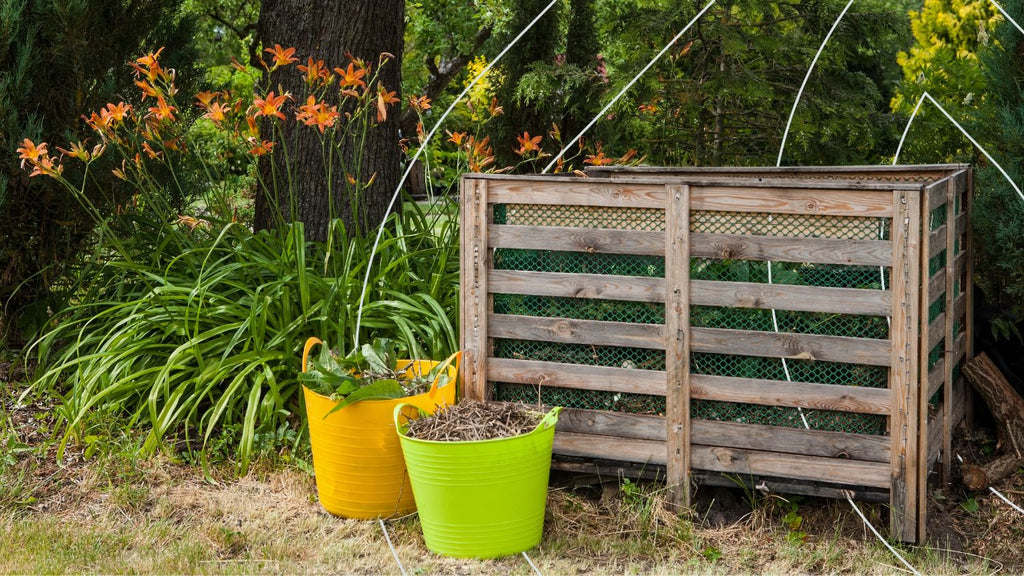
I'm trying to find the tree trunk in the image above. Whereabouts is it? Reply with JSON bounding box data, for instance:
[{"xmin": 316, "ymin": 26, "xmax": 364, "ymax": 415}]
[
  {"xmin": 255, "ymin": 0, "xmax": 404, "ymax": 241},
  {"xmin": 961, "ymin": 352, "xmax": 1024, "ymax": 490}
]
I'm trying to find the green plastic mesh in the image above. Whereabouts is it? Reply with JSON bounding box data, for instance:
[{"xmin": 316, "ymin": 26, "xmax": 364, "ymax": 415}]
[{"xmin": 489, "ymin": 203, "xmax": 895, "ymax": 437}]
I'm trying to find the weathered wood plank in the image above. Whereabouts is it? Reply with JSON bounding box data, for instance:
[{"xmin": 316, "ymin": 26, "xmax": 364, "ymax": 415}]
[
  {"xmin": 693, "ymin": 281, "xmax": 891, "ymax": 316},
  {"xmin": 691, "ymin": 445, "xmax": 891, "ymax": 488},
  {"xmin": 889, "ymin": 188, "xmax": 921, "ymax": 542},
  {"xmin": 927, "ymin": 213, "xmax": 966, "ymax": 258},
  {"xmin": 487, "ymin": 179, "xmax": 668, "ymax": 209},
  {"xmin": 691, "ymin": 374, "xmax": 891, "ymax": 415},
  {"xmin": 941, "ymin": 174, "xmax": 959, "ymax": 487},
  {"xmin": 929, "ymin": 314, "xmax": 945, "ymax": 349},
  {"xmin": 554, "ymin": 431, "xmax": 666, "ymax": 465},
  {"xmin": 919, "ymin": 189, "xmax": 934, "ymax": 542},
  {"xmin": 489, "ymin": 315, "xmax": 893, "ymax": 366},
  {"xmin": 665, "ymin": 184, "xmax": 692, "ymax": 508},
  {"xmin": 460, "ymin": 177, "xmax": 490, "ymax": 401},
  {"xmin": 689, "ymin": 233, "xmax": 891, "ymax": 266},
  {"xmin": 691, "ymin": 186, "xmax": 896, "ymax": 217},
  {"xmin": 489, "ymin": 270, "xmax": 665, "ymax": 303},
  {"xmin": 929, "ymin": 406, "xmax": 945, "ymax": 464},
  {"xmin": 488, "ymin": 314, "xmax": 665, "ymax": 350},
  {"xmin": 551, "ymin": 409, "xmax": 890, "ymax": 463},
  {"xmin": 926, "ymin": 175, "xmax": 953, "ymax": 211},
  {"xmin": 929, "ymin": 251, "xmax": 967, "ymax": 305},
  {"xmin": 489, "ymin": 270, "xmax": 891, "ymax": 316},
  {"xmin": 489, "ymin": 225, "xmax": 664, "ymax": 255},
  {"xmin": 585, "ymin": 164, "xmax": 966, "ymax": 183},
  {"xmin": 929, "ymin": 357, "xmax": 945, "ymax": 399},
  {"xmin": 692, "ymin": 327, "xmax": 892, "ymax": 367},
  {"xmin": 487, "ymin": 358, "xmax": 666, "ymax": 396},
  {"xmin": 555, "ymin": 409, "xmax": 665, "ymax": 441},
  {"xmin": 965, "ymin": 168, "xmax": 975, "ymax": 429},
  {"xmin": 694, "ymin": 419, "xmax": 890, "ymax": 463}
]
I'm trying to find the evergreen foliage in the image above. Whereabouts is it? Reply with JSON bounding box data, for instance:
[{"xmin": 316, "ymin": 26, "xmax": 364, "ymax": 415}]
[
  {"xmin": 0, "ymin": 0, "xmax": 197, "ymax": 343},
  {"xmin": 973, "ymin": 0, "xmax": 1024, "ymax": 318}
]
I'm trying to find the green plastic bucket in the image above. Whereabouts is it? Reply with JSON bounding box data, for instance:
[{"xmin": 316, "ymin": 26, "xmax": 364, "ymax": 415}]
[{"xmin": 394, "ymin": 404, "xmax": 561, "ymax": 558}]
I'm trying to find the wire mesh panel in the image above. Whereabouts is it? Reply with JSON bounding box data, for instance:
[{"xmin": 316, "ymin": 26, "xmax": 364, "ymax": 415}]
[{"xmin": 460, "ymin": 166, "xmax": 972, "ymax": 544}]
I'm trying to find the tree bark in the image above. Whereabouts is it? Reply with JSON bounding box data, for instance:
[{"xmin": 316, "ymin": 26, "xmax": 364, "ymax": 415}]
[
  {"xmin": 961, "ymin": 352, "xmax": 1024, "ymax": 490},
  {"xmin": 255, "ymin": 0, "xmax": 404, "ymax": 241}
]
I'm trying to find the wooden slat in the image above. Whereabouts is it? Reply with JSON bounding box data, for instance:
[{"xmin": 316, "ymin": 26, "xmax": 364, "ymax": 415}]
[
  {"xmin": 487, "ymin": 179, "xmax": 668, "ymax": 209},
  {"xmin": 929, "ymin": 251, "xmax": 967, "ymax": 305},
  {"xmin": 690, "ymin": 233, "xmax": 891, "ymax": 266},
  {"xmin": 552, "ymin": 410, "xmax": 890, "ymax": 463},
  {"xmin": 691, "ymin": 186, "xmax": 895, "ymax": 217},
  {"xmin": 460, "ymin": 177, "xmax": 490, "ymax": 401},
  {"xmin": 489, "ymin": 225, "xmax": 663, "ymax": 255},
  {"xmin": 554, "ymin": 431, "xmax": 666, "ymax": 465},
  {"xmin": 694, "ymin": 281, "xmax": 891, "ymax": 316},
  {"xmin": 488, "ymin": 314, "xmax": 664, "ymax": 349},
  {"xmin": 586, "ymin": 164, "xmax": 967, "ymax": 182},
  {"xmin": 555, "ymin": 409, "xmax": 664, "ymax": 441},
  {"xmin": 965, "ymin": 168, "xmax": 975, "ymax": 429},
  {"xmin": 919, "ymin": 190, "xmax": 935, "ymax": 545},
  {"xmin": 691, "ymin": 374, "xmax": 891, "ymax": 415},
  {"xmin": 489, "ymin": 270, "xmax": 891, "ymax": 316},
  {"xmin": 941, "ymin": 173, "xmax": 959, "ymax": 492},
  {"xmin": 929, "ymin": 314, "xmax": 945, "ymax": 349},
  {"xmin": 692, "ymin": 327, "xmax": 892, "ymax": 367},
  {"xmin": 487, "ymin": 358, "xmax": 666, "ymax": 396},
  {"xmin": 928, "ymin": 406, "xmax": 945, "ymax": 464},
  {"xmin": 928, "ymin": 357, "xmax": 945, "ymax": 399},
  {"xmin": 927, "ymin": 212, "xmax": 965, "ymax": 257},
  {"xmin": 691, "ymin": 445, "xmax": 891, "ymax": 489},
  {"xmin": 889, "ymin": 188, "xmax": 921, "ymax": 542},
  {"xmin": 490, "ymin": 315, "xmax": 892, "ymax": 366},
  {"xmin": 665, "ymin": 184, "xmax": 691, "ymax": 508},
  {"xmin": 694, "ymin": 419, "xmax": 890, "ymax": 463},
  {"xmin": 926, "ymin": 175, "xmax": 954, "ymax": 211},
  {"xmin": 489, "ymin": 270, "xmax": 665, "ymax": 303}
]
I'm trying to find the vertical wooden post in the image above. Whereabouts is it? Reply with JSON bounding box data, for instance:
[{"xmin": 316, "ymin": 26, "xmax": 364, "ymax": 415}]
[
  {"xmin": 942, "ymin": 176, "xmax": 958, "ymax": 483},
  {"xmin": 460, "ymin": 177, "xmax": 490, "ymax": 401},
  {"xmin": 964, "ymin": 168, "xmax": 975, "ymax": 429},
  {"xmin": 916, "ymin": 187, "xmax": 933, "ymax": 544},
  {"xmin": 890, "ymin": 188, "xmax": 922, "ymax": 543},
  {"xmin": 665, "ymin": 184, "xmax": 691, "ymax": 510}
]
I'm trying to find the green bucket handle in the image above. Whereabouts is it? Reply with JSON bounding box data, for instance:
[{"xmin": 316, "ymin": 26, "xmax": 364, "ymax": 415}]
[{"xmin": 393, "ymin": 403, "xmax": 562, "ymax": 438}]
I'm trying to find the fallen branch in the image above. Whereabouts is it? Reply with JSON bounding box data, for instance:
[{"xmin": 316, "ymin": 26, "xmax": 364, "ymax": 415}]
[{"xmin": 961, "ymin": 352, "xmax": 1024, "ymax": 491}]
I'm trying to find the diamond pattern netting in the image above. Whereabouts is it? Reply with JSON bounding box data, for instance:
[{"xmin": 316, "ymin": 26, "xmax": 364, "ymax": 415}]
[{"xmin": 489, "ymin": 204, "xmax": 893, "ymax": 436}]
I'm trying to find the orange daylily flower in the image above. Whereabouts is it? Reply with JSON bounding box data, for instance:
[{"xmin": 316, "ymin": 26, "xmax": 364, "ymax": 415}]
[
  {"xmin": 147, "ymin": 96, "xmax": 176, "ymax": 122},
  {"xmin": 16, "ymin": 139, "xmax": 47, "ymax": 168},
  {"xmin": 104, "ymin": 102, "xmax": 132, "ymax": 124},
  {"xmin": 253, "ymin": 91, "xmax": 289, "ymax": 120},
  {"xmin": 131, "ymin": 48, "xmax": 166, "ymax": 81},
  {"xmin": 204, "ymin": 101, "xmax": 230, "ymax": 124},
  {"xmin": 248, "ymin": 140, "xmax": 275, "ymax": 156},
  {"xmin": 195, "ymin": 91, "xmax": 219, "ymax": 108},
  {"xmin": 141, "ymin": 141, "xmax": 163, "ymax": 159},
  {"xmin": 297, "ymin": 57, "xmax": 331, "ymax": 86},
  {"xmin": 408, "ymin": 94, "xmax": 431, "ymax": 113},
  {"xmin": 296, "ymin": 95, "xmax": 339, "ymax": 132},
  {"xmin": 376, "ymin": 87, "xmax": 399, "ymax": 122},
  {"xmin": 135, "ymin": 80, "xmax": 159, "ymax": 100},
  {"xmin": 584, "ymin": 143, "xmax": 613, "ymax": 166},
  {"xmin": 29, "ymin": 155, "xmax": 63, "ymax": 178},
  {"xmin": 446, "ymin": 131, "xmax": 466, "ymax": 147},
  {"xmin": 135, "ymin": 48, "xmax": 164, "ymax": 69},
  {"xmin": 489, "ymin": 97, "xmax": 504, "ymax": 117},
  {"xmin": 56, "ymin": 141, "xmax": 93, "ymax": 162},
  {"xmin": 245, "ymin": 116, "xmax": 260, "ymax": 139},
  {"xmin": 335, "ymin": 62, "xmax": 367, "ymax": 91},
  {"xmin": 515, "ymin": 131, "xmax": 543, "ymax": 156},
  {"xmin": 265, "ymin": 44, "xmax": 298, "ymax": 69}
]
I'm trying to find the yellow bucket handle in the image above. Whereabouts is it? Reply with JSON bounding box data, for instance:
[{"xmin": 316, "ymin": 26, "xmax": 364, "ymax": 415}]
[
  {"xmin": 301, "ymin": 336, "xmax": 324, "ymax": 374},
  {"xmin": 429, "ymin": 350, "xmax": 462, "ymax": 396}
]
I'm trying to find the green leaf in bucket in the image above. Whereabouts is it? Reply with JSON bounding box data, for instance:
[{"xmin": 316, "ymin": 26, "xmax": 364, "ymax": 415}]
[{"xmin": 326, "ymin": 379, "xmax": 405, "ymax": 416}]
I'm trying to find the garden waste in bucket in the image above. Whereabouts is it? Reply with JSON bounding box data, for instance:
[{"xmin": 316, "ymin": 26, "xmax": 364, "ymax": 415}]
[
  {"xmin": 302, "ymin": 337, "xmax": 459, "ymax": 519},
  {"xmin": 394, "ymin": 404, "xmax": 561, "ymax": 558}
]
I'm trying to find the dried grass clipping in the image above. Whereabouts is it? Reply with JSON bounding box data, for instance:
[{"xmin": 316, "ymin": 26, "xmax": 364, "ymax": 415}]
[{"xmin": 404, "ymin": 400, "xmax": 541, "ymax": 441}]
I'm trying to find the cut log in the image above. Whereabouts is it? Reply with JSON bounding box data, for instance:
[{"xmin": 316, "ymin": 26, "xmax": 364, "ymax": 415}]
[{"xmin": 961, "ymin": 353, "xmax": 1024, "ymax": 490}]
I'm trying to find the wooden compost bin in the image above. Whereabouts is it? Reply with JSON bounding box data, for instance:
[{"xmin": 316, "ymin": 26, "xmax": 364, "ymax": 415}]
[{"xmin": 459, "ymin": 165, "xmax": 972, "ymax": 543}]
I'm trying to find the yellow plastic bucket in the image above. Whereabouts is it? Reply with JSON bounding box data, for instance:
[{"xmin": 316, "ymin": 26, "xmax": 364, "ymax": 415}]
[{"xmin": 301, "ymin": 337, "xmax": 459, "ymax": 519}]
